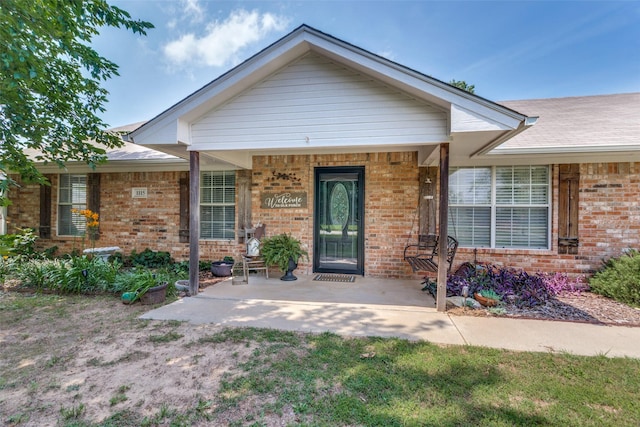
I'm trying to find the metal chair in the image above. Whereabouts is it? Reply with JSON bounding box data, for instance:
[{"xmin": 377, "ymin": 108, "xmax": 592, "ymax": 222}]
[{"xmin": 403, "ymin": 234, "xmax": 458, "ymax": 274}]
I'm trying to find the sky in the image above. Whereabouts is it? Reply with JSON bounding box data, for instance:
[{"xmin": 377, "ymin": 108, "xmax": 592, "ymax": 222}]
[{"xmin": 94, "ymin": 0, "xmax": 640, "ymax": 127}]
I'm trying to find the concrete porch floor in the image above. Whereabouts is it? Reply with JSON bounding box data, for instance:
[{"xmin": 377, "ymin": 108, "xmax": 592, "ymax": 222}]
[{"xmin": 199, "ymin": 273, "xmax": 435, "ymax": 309}]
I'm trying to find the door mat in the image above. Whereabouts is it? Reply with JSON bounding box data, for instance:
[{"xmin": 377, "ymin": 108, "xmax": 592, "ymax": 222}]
[{"xmin": 313, "ymin": 274, "xmax": 356, "ymax": 283}]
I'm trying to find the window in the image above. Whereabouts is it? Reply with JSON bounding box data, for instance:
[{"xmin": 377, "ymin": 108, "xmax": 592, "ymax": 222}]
[
  {"xmin": 58, "ymin": 174, "xmax": 87, "ymax": 236},
  {"xmin": 200, "ymin": 171, "xmax": 235, "ymax": 239},
  {"xmin": 449, "ymin": 166, "xmax": 550, "ymax": 249}
]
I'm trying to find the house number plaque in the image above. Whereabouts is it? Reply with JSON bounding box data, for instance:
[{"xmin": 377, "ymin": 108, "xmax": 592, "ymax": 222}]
[{"xmin": 261, "ymin": 192, "xmax": 307, "ymax": 209}]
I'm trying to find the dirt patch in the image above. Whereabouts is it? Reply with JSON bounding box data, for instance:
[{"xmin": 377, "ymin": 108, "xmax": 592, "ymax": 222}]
[
  {"xmin": 199, "ymin": 270, "xmax": 231, "ymax": 289},
  {"xmin": 0, "ymin": 291, "xmax": 258, "ymax": 426}
]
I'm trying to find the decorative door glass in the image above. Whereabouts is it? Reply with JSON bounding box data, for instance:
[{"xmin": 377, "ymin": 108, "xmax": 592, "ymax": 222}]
[{"xmin": 314, "ymin": 167, "xmax": 364, "ymax": 274}]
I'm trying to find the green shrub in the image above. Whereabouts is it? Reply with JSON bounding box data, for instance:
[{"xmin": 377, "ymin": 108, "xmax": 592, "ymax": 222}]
[
  {"xmin": 13, "ymin": 256, "xmax": 121, "ymax": 294},
  {"xmin": 589, "ymin": 250, "xmax": 640, "ymax": 307},
  {"xmin": 164, "ymin": 260, "xmax": 210, "ymax": 277},
  {"xmin": 129, "ymin": 248, "xmax": 173, "ymax": 268},
  {"xmin": 15, "ymin": 258, "xmax": 61, "ymax": 290},
  {"xmin": 8, "ymin": 253, "xmax": 183, "ymax": 302},
  {"xmin": 0, "ymin": 256, "xmax": 19, "ymax": 284},
  {"xmin": 56, "ymin": 256, "xmax": 122, "ymax": 294},
  {"xmin": 0, "ymin": 228, "xmax": 38, "ymax": 258}
]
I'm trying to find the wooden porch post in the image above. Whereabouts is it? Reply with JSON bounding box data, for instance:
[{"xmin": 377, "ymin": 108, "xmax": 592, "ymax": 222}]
[
  {"xmin": 436, "ymin": 143, "xmax": 450, "ymax": 312},
  {"xmin": 189, "ymin": 151, "xmax": 200, "ymax": 296}
]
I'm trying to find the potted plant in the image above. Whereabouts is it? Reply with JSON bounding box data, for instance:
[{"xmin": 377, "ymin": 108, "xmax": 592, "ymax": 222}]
[
  {"xmin": 119, "ymin": 268, "xmax": 169, "ymax": 304},
  {"xmin": 260, "ymin": 233, "xmax": 308, "ymax": 281},
  {"xmin": 211, "ymin": 256, "xmax": 235, "ymax": 277}
]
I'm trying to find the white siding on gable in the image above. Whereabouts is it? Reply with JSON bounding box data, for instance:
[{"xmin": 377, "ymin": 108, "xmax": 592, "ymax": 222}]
[
  {"xmin": 191, "ymin": 53, "xmax": 448, "ymax": 150},
  {"xmin": 133, "ymin": 120, "xmax": 178, "ymax": 146},
  {"xmin": 451, "ymin": 104, "xmax": 513, "ymax": 133}
]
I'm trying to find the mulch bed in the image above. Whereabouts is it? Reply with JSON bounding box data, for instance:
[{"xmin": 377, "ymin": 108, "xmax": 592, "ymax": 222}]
[
  {"xmin": 198, "ymin": 270, "xmax": 232, "ymax": 289},
  {"xmin": 447, "ymin": 291, "xmax": 640, "ymax": 327}
]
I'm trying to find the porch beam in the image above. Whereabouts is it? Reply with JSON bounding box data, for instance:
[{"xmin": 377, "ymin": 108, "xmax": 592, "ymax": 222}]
[
  {"xmin": 436, "ymin": 143, "xmax": 449, "ymax": 312},
  {"xmin": 189, "ymin": 151, "xmax": 200, "ymax": 296}
]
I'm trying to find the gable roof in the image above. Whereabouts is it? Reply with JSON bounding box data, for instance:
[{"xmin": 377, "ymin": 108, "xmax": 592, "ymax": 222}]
[{"xmin": 127, "ymin": 24, "xmax": 533, "ymax": 168}]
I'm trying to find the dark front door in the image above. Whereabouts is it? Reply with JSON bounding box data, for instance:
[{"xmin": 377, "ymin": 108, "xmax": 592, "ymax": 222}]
[{"xmin": 314, "ymin": 166, "xmax": 364, "ymax": 275}]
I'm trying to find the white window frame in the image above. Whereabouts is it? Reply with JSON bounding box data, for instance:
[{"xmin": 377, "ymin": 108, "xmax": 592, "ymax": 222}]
[
  {"xmin": 449, "ymin": 166, "xmax": 551, "ymax": 250},
  {"xmin": 200, "ymin": 171, "xmax": 236, "ymax": 240},
  {"xmin": 58, "ymin": 174, "xmax": 87, "ymax": 236}
]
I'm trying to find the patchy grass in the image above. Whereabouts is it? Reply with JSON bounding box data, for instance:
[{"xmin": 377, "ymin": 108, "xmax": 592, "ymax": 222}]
[
  {"xmin": 1, "ymin": 292, "xmax": 639, "ymax": 426},
  {"xmin": 148, "ymin": 331, "xmax": 183, "ymax": 344},
  {"xmin": 207, "ymin": 331, "xmax": 640, "ymax": 426}
]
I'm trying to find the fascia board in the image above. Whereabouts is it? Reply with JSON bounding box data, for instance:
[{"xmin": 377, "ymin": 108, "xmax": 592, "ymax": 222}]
[
  {"xmin": 470, "ymin": 117, "xmax": 538, "ymax": 158},
  {"xmin": 490, "ymin": 145, "xmax": 640, "ymax": 155},
  {"xmin": 453, "ymin": 150, "xmax": 640, "ymax": 167},
  {"xmin": 32, "ymin": 159, "xmax": 189, "ymax": 174},
  {"xmin": 187, "ymin": 133, "xmax": 447, "ymax": 152}
]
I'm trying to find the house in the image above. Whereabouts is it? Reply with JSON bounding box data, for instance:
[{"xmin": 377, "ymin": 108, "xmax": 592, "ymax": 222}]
[{"xmin": 5, "ymin": 25, "xmax": 640, "ymax": 293}]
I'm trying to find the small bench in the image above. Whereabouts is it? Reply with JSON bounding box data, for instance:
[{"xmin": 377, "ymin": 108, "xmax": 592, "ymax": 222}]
[
  {"xmin": 83, "ymin": 246, "xmax": 120, "ymax": 262},
  {"xmin": 403, "ymin": 235, "xmax": 458, "ymax": 273}
]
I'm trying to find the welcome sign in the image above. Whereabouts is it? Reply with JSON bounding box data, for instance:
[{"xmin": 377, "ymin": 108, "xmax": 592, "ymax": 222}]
[{"xmin": 261, "ymin": 192, "xmax": 307, "ymax": 209}]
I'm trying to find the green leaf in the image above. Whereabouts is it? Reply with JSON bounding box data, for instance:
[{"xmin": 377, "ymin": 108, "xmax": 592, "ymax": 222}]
[{"xmin": 0, "ymin": 0, "xmax": 154, "ymax": 202}]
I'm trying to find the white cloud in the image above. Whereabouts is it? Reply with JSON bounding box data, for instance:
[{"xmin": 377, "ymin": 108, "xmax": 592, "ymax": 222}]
[
  {"xmin": 181, "ymin": 0, "xmax": 204, "ymax": 24},
  {"xmin": 163, "ymin": 9, "xmax": 289, "ymax": 69}
]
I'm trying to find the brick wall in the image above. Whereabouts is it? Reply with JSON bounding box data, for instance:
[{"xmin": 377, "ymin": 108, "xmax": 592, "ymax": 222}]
[
  {"xmin": 6, "ymin": 160, "xmax": 639, "ymax": 278},
  {"xmin": 7, "ymin": 172, "xmax": 241, "ymax": 262},
  {"xmin": 251, "ymin": 152, "xmax": 419, "ymax": 277},
  {"xmin": 6, "ymin": 176, "xmax": 41, "ymax": 233},
  {"xmin": 455, "ymin": 162, "xmax": 640, "ymax": 276}
]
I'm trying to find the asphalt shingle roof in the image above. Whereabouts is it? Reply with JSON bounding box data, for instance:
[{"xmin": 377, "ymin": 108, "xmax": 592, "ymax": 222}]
[{"xmin": 498, "ymin": 93, "xmax": 640, "ymax": 152}]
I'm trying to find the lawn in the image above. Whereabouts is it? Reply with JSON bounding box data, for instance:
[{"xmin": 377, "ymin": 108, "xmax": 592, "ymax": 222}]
[{"xmin": 1, "ymin": 292, "xmax": 639, "ymax": 426}]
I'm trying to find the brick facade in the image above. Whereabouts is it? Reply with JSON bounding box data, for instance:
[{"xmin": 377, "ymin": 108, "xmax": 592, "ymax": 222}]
[
  {"xmin": 6, "ymin": 160, "xmax": 639, "ymax": 278},
  {"xmin": 7, "ymin": 171, "xmax": 240, "ymax": 261},
  {"xmin": 456, "ymin": 162, "xmax": 640, "ymax": 276},
  {"xmin": 251, "ymin": 152, "xmax": 419, "ymax": 278}
]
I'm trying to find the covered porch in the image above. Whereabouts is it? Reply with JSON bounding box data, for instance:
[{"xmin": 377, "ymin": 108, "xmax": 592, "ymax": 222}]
[
  {"xmin": 126, "ymin": 25, "xmax": 535, "ymax": 311},
  {"xmin": 200, "ymin": 273, "xmax": 435, "ymax": 309}
]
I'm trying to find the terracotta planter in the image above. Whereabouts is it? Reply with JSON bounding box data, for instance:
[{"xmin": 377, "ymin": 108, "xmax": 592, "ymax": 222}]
[{"xmin": 474, "ymin": 292, "xmax": 498, "ymax": 307}]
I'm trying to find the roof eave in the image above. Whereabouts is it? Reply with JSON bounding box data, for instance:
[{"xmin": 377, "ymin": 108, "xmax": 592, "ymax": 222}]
[
  {"xmin": 470, "ymin": 116, "xmax": 539, "ymax": 157},
  {"xmin": 127, "ymin": 24, "xmax": 532, "ymax": 146}
]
